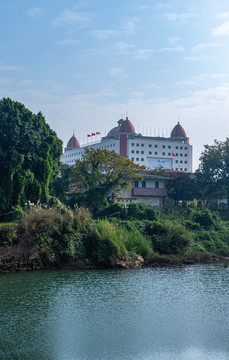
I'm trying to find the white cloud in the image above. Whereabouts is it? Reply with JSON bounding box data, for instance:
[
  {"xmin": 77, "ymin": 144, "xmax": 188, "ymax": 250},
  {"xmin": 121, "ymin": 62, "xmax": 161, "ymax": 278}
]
[
  {"xmin": 91, "ymin": 29, "xmax": 119, "ymax": 40},
  {"xmin": 109, "ymin": 68, "xmax": 124, "ymax": 76},
  {"xmin": 0, "ymin": 77, "xmax": 13, "ymax": 85},
  {"xmin": 217, "ymin": 12, "xmax": 229, "ymax": 19},
  {"xmin": 184, "ymin": 55, "xmax": 217, "ymax": 61},
  {"xmin": 133, "ymin": 4, "xmax": 150, "ymax": 11},
  {"xmin": 158, "ymin": 46, "xmax": 184, "ymax": 52},
  {"xmin": 192, "ymin": 42, "xmax": 220, "ymax": 52},
  {"xmin": 167, "ymin": 37, "xmax": 181, "ymax": 45},
  {"xmin": 176, "ymin": 80, "xmax": 197, "ymax": 87},
  {"xmin": 213, "ymin": 21, "xmax": 229, "ymax": 35},
  {"xmin": 121, "ymin": 17, "xmax": 139, "ymax": 35},
  {"xmin": 18, "ymin": 80, "xmax": 34, "ymax": 87},
  {"xmin": 116, "ymin": 41, "xmax": 135, "ymax": 55},
  {"xmin": 134, "ymin": 45, "xmax": 183, "ymax": 59},
  {"xmin": 134, "ymin": 49, "xmax": 155, "ymax": 59},
  {"xmin": 27, "ymin": 7, "xmax": 44, "ymax": 17},
  {"xmin": 55, "ymin": 38, "xmax": 79, "ymax": 46},
  {"xmin": 162, "ymin": 12, "xmax": 197, "ymax": 23},
  {"xmin": 0, "ymin": 62, "xmax": 24, "ymax": 72},
  {"xmin": 51, "ymin": 9, "xmax": 93, "ymax": 30}
]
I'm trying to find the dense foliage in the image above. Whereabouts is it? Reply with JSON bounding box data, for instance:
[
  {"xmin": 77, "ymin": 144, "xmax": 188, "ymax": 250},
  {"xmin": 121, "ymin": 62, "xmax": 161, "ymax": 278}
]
[
  {"xmin": 0, "ymin": 98, "xmax": 62, "ymax": 216},
  {"xmin": 71, "ymin": 148, "xmax": 145, "ymax": 212},
  {"xmin": 196, "ymin": 138, "xmax": 229, "ymax": 200},
  {"xmin": 1, "ymin": 203, "xmax": 229, "ymax": 272}
]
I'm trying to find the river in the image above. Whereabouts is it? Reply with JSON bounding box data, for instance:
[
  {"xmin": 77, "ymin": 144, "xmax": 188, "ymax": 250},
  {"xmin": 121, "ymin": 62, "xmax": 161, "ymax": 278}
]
[{"xmin": 0, "ymin": 263, "xmax": 229, "ymax": 360}]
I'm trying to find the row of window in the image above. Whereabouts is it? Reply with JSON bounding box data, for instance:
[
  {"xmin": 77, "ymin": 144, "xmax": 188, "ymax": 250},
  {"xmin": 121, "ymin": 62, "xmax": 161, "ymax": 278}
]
[
  {"xmin": 131, "ymin": 143, "xmax": 188, "ymax": 150},
  {"xmin": 65, "ymin": 143, "xmax": 116, "ymax": 158},
  {"xmin": 134, "ymin": 181, "xmax": 160, "ymax": 188},
  {"xmin": 131, "ymin": 157, "xmax": 144, "ymax": 161},
  {"xmin": 176, "ymin": 168, "xmax": 188, "ymax": 171},
  {"xmin": 131, "ymin": 150, "xmax": 188, "ymax": 157}
]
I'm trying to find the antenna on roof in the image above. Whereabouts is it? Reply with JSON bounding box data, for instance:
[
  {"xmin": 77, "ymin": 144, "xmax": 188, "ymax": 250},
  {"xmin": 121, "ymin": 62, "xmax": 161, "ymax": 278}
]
[
  {"xmin": 178, "ymin": 115, "xmax": 180, "ymax": 124},
  {"xmin": 73, "ymin": 129, "xmax": 75, "ymax": 136}
]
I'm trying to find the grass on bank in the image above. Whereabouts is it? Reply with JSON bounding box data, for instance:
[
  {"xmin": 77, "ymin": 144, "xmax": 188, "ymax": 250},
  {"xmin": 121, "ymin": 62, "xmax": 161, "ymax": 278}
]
[{"xmin": 1, "ymin": 202, "xmax": 229, "ymax": 270}]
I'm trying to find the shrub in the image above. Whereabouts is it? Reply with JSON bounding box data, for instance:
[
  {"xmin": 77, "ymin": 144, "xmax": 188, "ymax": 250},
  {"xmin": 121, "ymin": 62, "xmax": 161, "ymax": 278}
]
[
  {"xmin": 149, "ymin": 220, "xmax": 193, "ymax": 255},
  {"xmin": 127, "ymin": 203, "xmax": 159, "ymax": 221}
]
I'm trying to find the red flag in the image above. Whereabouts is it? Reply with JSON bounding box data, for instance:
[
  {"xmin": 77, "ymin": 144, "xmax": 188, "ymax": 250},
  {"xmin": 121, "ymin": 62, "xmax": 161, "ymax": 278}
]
[
  {"xmin": 87, "ymin": 134, "xmax": 91, "ymax": 137},
  {"xmin": 92, "ymin": 133, "xmax": 95, "ymax": 136},
  {"xmin": 172, "ymin": 152, "xmax": 176, "ymax": 157},
  {"xmin": 96, "ymin": 132, "xmax": 100, "ymax": 135}
]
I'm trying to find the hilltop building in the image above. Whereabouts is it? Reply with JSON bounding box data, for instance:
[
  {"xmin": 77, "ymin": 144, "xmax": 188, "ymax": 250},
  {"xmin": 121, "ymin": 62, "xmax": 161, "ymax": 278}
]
[{"xmin": 62, "ymin": 117, "xmax": 192, "ymax": 173}]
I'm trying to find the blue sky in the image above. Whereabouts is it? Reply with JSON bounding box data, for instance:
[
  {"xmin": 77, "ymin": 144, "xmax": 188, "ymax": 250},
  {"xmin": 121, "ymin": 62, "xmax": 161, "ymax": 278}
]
[{"xmin": 1, "ymin": 0, "xmax": 229, "ymax": 169}]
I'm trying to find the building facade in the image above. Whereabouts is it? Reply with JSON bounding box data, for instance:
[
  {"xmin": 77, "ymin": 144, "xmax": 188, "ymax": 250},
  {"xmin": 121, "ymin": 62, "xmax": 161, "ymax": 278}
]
[{"xmin": 62, "ymin": 117, "xmax": 192, "ymax": 172}]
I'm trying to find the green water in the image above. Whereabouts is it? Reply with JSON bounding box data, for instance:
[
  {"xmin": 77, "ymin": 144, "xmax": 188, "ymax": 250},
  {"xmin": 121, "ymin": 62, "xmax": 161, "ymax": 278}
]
[{"xmin": 0, "ymin": 264, "xmax": 229, "ymax": 360}]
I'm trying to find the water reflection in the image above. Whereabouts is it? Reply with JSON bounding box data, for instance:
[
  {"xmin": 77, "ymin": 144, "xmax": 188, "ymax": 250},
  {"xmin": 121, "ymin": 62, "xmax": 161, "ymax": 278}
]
[{"xmin": 0, "ymin": 264, "xmax": 229, "ymax": 360}]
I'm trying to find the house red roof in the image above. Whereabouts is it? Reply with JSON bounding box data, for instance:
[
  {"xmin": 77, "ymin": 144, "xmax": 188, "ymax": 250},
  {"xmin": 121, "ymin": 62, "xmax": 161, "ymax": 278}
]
[
  {"xmin": 119, "ymin": 117, "xmax": 135, "ymax": 134},
  {"xmin": 171, "ymin": 122, "xmax": 187, "ymax": 138},
  {"xmin": 67, "ymin": 135, "xmax": 80, "ymax": 148}
]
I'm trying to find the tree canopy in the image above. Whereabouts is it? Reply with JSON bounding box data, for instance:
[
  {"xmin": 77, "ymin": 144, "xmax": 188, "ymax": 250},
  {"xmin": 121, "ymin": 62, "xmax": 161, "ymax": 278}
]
[
  {"xmin": 0, "ymin": 97, "xmax": 62, "ymax": 215},
  {"xmin": 72, "ymin": 148, "xmax": 146, "ymax": 212},
  {"xmin": 166, "ymin": 172, "xmax": 200, "ymax": 203},
  {"xmin": 195, "ymin": 139, "xmax": 229, "ymax": 200}
]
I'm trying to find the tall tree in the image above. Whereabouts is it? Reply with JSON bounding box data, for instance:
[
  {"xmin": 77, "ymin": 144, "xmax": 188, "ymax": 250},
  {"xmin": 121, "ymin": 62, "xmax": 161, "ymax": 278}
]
[
  {"xmin": 72, "ymin": 148, "xmax": 146, "ymax": 212},
  {"xmin": 195, "ymin": 139, "xmax": 229, "ymax": 200},
  {"xmin": 0, "ymin": 98, "xmax": 62, "ymax": 214},
  {"xmin": 166, "ymin": 172, "xmax": 200, "ymax": 203}
]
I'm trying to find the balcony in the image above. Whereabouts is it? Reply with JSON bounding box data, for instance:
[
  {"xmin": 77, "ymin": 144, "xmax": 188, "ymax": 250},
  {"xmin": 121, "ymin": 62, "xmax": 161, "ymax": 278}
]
[{"xmin": 132, "ymin": 187, "xmax": 167, "ymax": 197}]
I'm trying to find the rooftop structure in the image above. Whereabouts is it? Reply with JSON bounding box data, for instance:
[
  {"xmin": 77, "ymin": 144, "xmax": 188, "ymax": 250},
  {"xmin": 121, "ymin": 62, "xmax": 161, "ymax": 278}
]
[{"xmin": 62, "ymin": 117, "xmax": 192, "ymax": 172}]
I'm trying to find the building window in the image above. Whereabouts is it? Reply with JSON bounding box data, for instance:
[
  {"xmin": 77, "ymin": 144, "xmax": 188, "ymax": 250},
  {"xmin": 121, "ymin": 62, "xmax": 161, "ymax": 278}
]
[
  {"xmin": 180, "ymin": 153, "xmax": 183, "ymax": 157},
  {"xmin": 176, "ymin": 153, "xmax": 178, "ymax": 156},
  {"xmin": 185, "ymin": 147, "xmax": 187, "ymax": 150},
  {"xmin": 180, "ymin": 146, "xmax": 183, "ymax": 150},
  {"xmin": 162, "ymin": 152, "xmax": 165, "ymax": 155},
  {"xmin": 149, "ymin": 144, "xmax": 152, "ymax": 148},
  {"xmin": 176, "ymin": 146, "xmax": 178, "ymax": 149},
  {"xmin": 142, "ymin": 181, "xmax": 146, "ymax": 188},
  {"xmin": 185, "ymin": 168, "xmax": 187, "ymax": 171},
  {"xmin": 141, "ymin": 144, "xmax": 144, "ymax": 147},
  {"xmin": 162, "ymin": 145, "xmax": 165, "ymax": 149},
  {"xmin": 131, "ymin": 157, "xmax": 134, "ymax": 160},
  {"xmin": 168, "ymin": 146, "xmax": 171, "ymax": 149},
  {"xmin": 136, "ymin": 143, "xmax": 139, "ymax": 147},
  {"xmin": 155, "ymin": 152, "xmax": 158, "ymax": 155},
  {"xmin": 136, "ymin": 157, "xmax": 139, "ymax": 161},
  {"xmin": 168, "ymin": 153, "xmax": 171, "ymax": 156},
  {"xmin": 175, "ymin": 160, "xmax": 178, "ymax": 163},
  {"xmin": 149, "ymin": 151, "xmax": 152, "ymax": 155},
  {"xmin": 136, "ymin": 150, "xmax": 139, "ymax": 154},
  {"xmin": 175, "ymin": 168, "xmax": 178, "ymax": 171},
  {"xmin": 131, "ymin": 150, "xmax": 134, "ymax": 154},
  {"xmin": 155, "ymin": 144, "xmax": 158, "ymax": 148},
  {"xmin": 141, "ymin": 151, "xmax": 144, "ymax": 154},
  {"xmin": 180, "ymin": 160, "xmax": 183, "ymax": 164},
  {"xmin": 185, "ymin": 154, "xmax": 187, "ymax": 157},
  {"xmin": 180, "ymin": 168, "xmax": 183, "ymax": 171},
  {"xmin": 155, "ymin": 181, "xmax": 159, "ymax": 188},
  {"xmin": 185, "ymin": 161, "xmax": 187, "ymax": 164},
  {"xmin": 131, "ymin": 143, "xmax": 134, "ymax": 146},
  {"xmin": 141, "ymin": 158, "xmax": 144, "ymax": 161},
  {"xmin": 135, "ymin": 181, "xmax": 139, "ymax": 188}
]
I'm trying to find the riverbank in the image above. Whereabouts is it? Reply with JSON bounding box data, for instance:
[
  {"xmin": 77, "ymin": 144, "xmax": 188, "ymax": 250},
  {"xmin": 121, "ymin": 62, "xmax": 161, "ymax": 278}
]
[{"xmin": 1, "ymin": 204, "xmax": 229, "ymax": 273}]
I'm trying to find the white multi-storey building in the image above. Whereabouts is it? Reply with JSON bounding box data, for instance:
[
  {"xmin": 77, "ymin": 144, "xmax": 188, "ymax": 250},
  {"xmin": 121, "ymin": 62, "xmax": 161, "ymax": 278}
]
[{"xmin": 61, "ymin": 117, "xmax": 192, "ymax": 173}]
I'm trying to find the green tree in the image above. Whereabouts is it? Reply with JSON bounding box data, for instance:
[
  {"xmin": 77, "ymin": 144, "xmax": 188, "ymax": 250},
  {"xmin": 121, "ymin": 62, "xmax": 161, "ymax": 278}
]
[
  {"xmin": 0, "ymin": 98, "xmax": 62, "ymax": 215},
  {"xmin": 196, "ymin": 139, "xmax": 229, "ymax": 201},
  {"xmin": 72, "ymin": 148, "xmax": 145, "ymax": 213},
  {"xmin": 49, "ymin": 163, "xmax": 74, "ymax": 203},
  {"xmin": 167, "ymin": 172, "xmax": 200, "ymax": 203}
]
